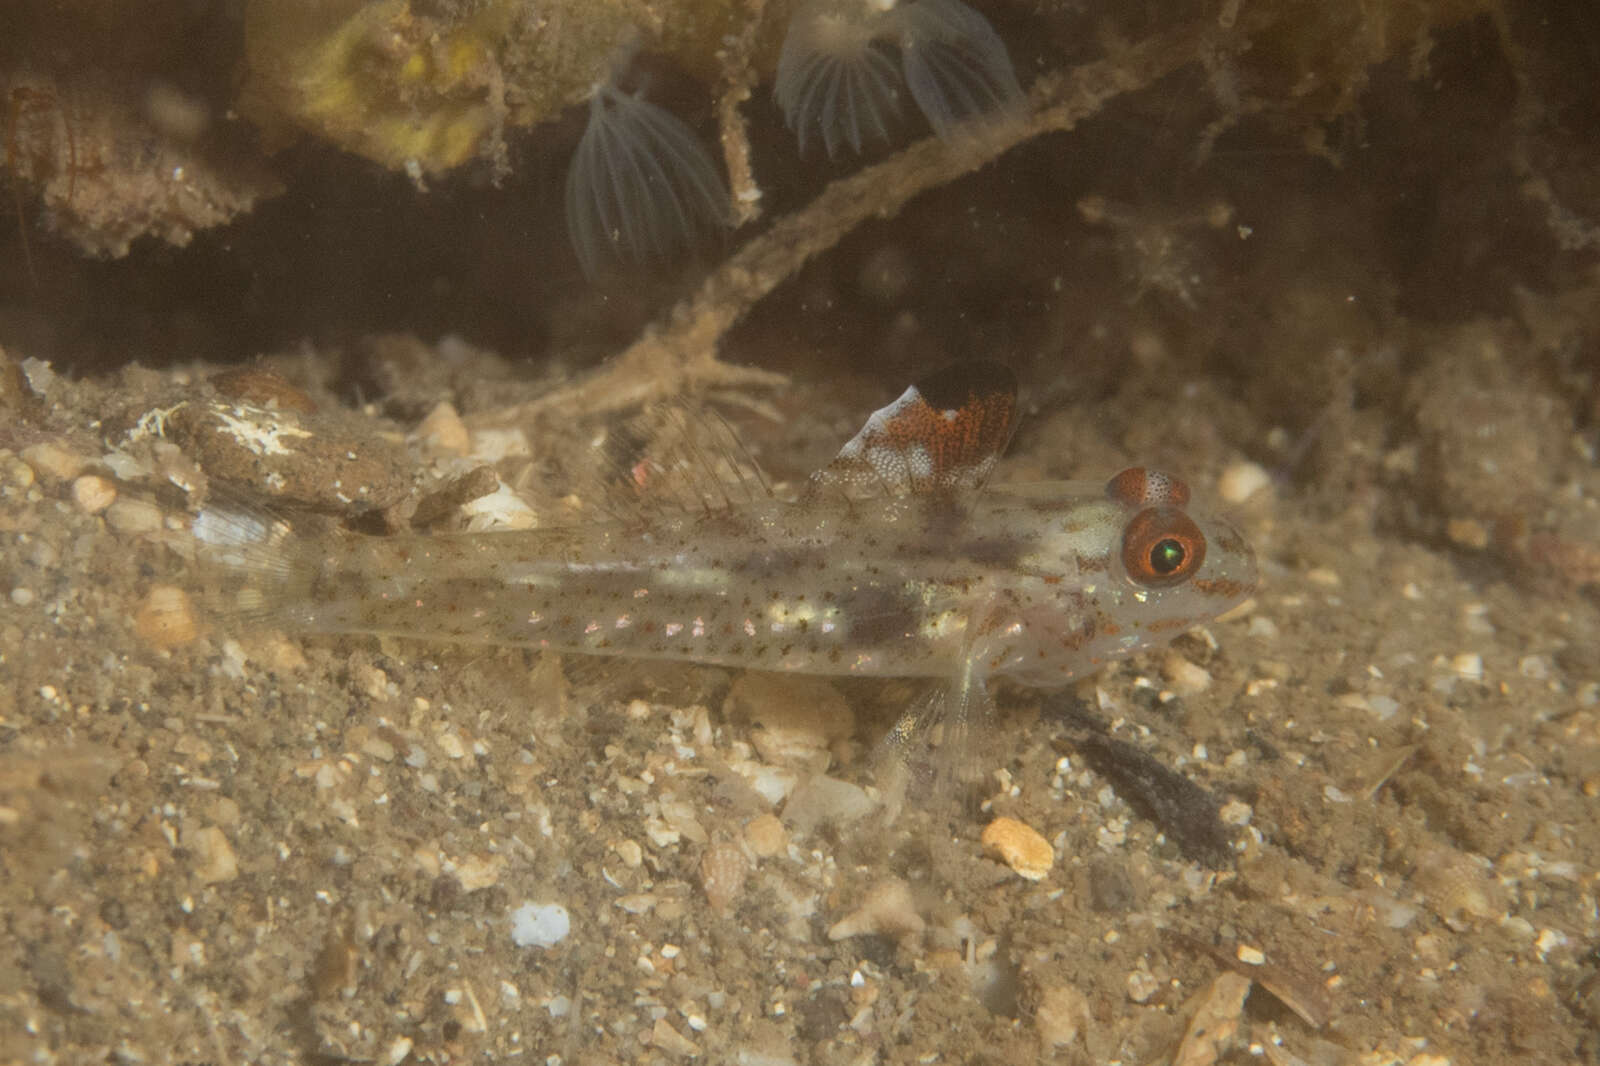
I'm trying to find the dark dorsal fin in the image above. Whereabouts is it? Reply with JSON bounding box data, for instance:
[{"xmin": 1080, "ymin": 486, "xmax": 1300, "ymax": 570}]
[{"xmin": 808, "ymin": 361, "xmax": 1019, "ymax": 498}]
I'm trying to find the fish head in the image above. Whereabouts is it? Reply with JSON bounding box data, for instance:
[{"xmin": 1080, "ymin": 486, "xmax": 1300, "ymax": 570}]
[{"xmin": 980, "ymin": 468, "xmax": 1257, "ymax": 686}]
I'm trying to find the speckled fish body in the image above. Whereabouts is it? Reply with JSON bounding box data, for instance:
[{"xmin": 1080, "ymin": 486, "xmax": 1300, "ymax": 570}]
[{"xmin": 196, "ymin": 363, "xmax": 1256, "ymax": 695}]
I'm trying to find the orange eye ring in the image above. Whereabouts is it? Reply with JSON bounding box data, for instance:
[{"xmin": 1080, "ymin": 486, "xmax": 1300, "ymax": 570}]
[{"xmin": 1121, "ymin": 507, "xmax": 1206, "ymax": 587}]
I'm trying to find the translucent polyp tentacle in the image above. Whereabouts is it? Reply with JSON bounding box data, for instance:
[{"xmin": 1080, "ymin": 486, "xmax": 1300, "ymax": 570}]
[
  {"xmin": 564, "ymin": 82, "xmax": 731, "ymax": 280},
  {"xmin": 892, "ymin": 0, "xmax": 1025, "ymax": 139},
  {"xmin": 776, "ymin": 7, "xmax": 904, "ymax": 157}
]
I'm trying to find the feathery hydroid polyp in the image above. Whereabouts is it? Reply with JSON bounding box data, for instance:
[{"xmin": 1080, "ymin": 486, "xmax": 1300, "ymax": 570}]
[
  {"xmin": 775, "ymin": 8, "xmax": 904, "ymax": 157},
  {"xmin": 565, "ymin": 82, "xmax": 730, "ymax": 280},
  {"xmin": 776, "ymin": 0, "xmax": 1024, "ymax": 157},
  {"xmin": 895, "ymin": 0, "xmax": 1024, "ymax": 138}
]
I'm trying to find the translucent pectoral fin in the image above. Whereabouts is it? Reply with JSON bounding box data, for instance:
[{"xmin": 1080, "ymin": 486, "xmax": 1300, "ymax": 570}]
[{"xmin": 872, "ymin": 655, "xmax": 994, "ymax": 824}]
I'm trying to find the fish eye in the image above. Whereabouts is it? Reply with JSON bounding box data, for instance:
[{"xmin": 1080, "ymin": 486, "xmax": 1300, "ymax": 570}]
[{"xmin": 1121, "ymin": 507, "xmax": 1206, "ymax": 587}]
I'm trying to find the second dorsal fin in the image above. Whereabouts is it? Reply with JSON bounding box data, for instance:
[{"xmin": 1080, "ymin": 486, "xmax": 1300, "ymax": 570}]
[
  {"xmin": 809, "ymin": 361, "xmax": 1019, "ymax": 498},
  {"xmin": 582, "ymin": 400, "xmax": 774, "ymax": 523}
]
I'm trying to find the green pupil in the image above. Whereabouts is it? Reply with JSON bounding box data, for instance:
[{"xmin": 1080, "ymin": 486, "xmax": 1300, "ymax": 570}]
[{"xmin": 1150, "ymin": 539, "xmax": 1185, "ymax": 574}]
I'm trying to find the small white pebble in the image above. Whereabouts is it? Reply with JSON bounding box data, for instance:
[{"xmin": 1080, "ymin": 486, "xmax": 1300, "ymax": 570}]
[
  {"xmin": 19, "ymin": 356, "xmax": 55, "ymax": 392},
  {"xmin": 2, "ymin": 455, "xmax": 36, "ymax": 489},
  {"xmin": 468, "ymin": 427, "xmax": 532, "ymax": 462},
  {"xmin": 72, "ymin": 474, "xmax": 117, "ymax": 514},
  {"xmin": 1246, "ymin": 615, "xmax": 1278, "ymax": 639},
  {"xmin": 105, "ymin": 496, "xmax": 164, "ymax": 534},
  {"xmin": 1126, "ymin": 970, "xmax": 1161, "ymax": 1003},
  {"xmin": 1517, "ymin": 655, "xmax": 1549, "ymax": 680},
  {"xmin": 1235, "ymin": 943, "xmax": 1265, "ymax": 965},
  {"xmin": 1218, "ymin": 799, "xmax": 1252, "ymax": 826},
  {"xmin": 1162, "ymin": 653, "xmax": 1212, "ymax": 695},
  {"xmin": 1218, "ymin": 460, "xmax": 1271, "ymax": 504},
  {"xmin": 10, "ymin": 587, "xmax": 34, "ymax": 606},
  {"xmin": 1305, "ymin": 567, "xmax": 1340, "ymax": 588},
  {"xmin": 1367, "ymin": 695, "xmax": 1401, "ymax": 721},
  {"xmin": 510, "ymin": 901, "xmax": 570, "ymax": 948},
  {"xmin": 434, "ymin": 730, "xmax": 466, "ymax": 760},
  {"xmin": 1450, "ymin": 653, "xmax": 1484, "ymax": 681},
  {"xmin": 21, "ymin": 441, "xmax": 86, "ymax": 481}
]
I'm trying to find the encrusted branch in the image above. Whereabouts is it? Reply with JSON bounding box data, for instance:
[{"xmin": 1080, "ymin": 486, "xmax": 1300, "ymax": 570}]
[
  {"xmin": 478, "ymin": 13, "xmax": 1256, "ymax": 425},
  {"xmin": 715, "ymin": 0, "xmax": 767, "ymax": 230}
]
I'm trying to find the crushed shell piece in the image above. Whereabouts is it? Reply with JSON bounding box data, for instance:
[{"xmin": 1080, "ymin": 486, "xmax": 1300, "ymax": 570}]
[
  {"xmin": 981, "ymin": 816, "xmax": 1054, "ymax": 881},
  {"xmin": 186, "ymin": 824, "xmax": 238, "ymax": 884},
  {"xmin": 211, "ymin": 366, "xmax": 316, "ymax": 413},
  {"xmin": 700, "ymin": 840, "xmax": 750, "ymax": 913},
  {"xmin": 134, "ymin": 585, "xmax": 200, "ymax": 649},
  {"xmin": 1173, "ymin": 970, "xmax": 1250, "ymax": 1066},
  {"xmin": 650, "ymin": 1017, "xmax": 700, "ymax": 1056},
  {"xmin": 1033, "ymin": 983, "xmax": 1092, "ymax": 1050},
  {"xmin": 827, "ymin": 878, "xmax": 924, "ymax": 941},
  {"xmin": 415, "ymin": 401, "xmax": 471, "ymax": 456},
  {"xmin": 743, "ymin": 813, "xmax": 788, "ymax": 858},
  {"xmin": 726, "ymin": 672, "xmax": 854, "ymax": 770}
]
